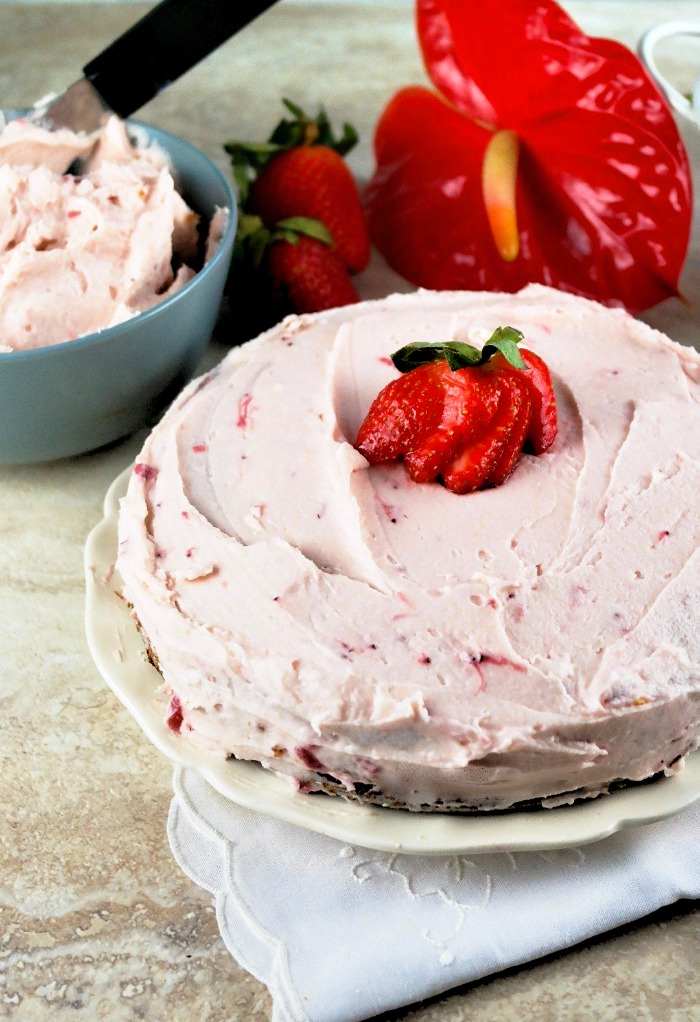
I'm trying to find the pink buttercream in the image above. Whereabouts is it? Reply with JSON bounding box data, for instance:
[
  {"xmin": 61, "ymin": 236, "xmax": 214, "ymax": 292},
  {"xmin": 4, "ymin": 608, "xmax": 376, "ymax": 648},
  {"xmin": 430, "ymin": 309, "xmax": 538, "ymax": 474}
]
[
  {"xmin": 117, "ymin": 286, "xmax": 700, "ymax": 811},
  {"xmin": 0, "ymin": 116, "xmax": 209, "ymax": 352}
]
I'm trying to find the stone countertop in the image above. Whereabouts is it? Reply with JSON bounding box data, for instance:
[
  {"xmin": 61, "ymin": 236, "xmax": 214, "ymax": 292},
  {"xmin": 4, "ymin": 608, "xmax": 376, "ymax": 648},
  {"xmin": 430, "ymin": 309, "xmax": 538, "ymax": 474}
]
[{"xmin": 1, "ymin": 3, "xmax": 698, "ymax": 1019}]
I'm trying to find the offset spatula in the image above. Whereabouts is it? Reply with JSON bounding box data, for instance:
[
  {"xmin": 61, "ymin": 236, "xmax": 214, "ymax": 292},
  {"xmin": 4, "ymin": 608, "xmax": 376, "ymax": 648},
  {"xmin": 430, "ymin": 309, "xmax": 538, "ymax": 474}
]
[{"xmin": 29, "ymin": 0, "xmax": 280, "ymax": 133}]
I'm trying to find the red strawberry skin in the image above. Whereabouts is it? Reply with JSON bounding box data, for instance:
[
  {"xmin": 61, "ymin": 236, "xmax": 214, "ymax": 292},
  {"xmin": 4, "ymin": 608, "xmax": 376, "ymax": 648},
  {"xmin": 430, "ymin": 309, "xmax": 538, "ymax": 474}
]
[
  {"xmin": 441, "ymin": 376, "xmax": 531, "ymax": 493},
  {"xmin": 483, "ymin": 349, "xmax": 557, "ymax": 454},
  {"xmin": 356, "ymin": 348, "xmax": 557, "ymax": 494},
  {"xmin": 267, "ymin": 236, "xmax": 359, "ymax": 314},
  {"xmin": 357, "ymin": 360, "xmax": 493, "ymax": 466},
  {"xmin": 250, "ymin": 147, "xmax": 371, "ymax": 273}
]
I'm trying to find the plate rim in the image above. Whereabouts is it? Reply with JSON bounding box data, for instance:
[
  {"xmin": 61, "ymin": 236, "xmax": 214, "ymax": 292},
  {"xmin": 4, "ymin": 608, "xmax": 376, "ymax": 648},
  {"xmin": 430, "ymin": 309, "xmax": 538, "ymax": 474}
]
[{"xmin": 84, "ymin": 467, "xmax": 700, "ymax": 856}]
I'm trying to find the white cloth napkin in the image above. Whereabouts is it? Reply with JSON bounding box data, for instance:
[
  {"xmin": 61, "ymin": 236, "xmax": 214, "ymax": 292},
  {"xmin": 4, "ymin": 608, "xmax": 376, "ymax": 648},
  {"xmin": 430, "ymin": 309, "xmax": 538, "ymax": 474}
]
[{"xmin": 168, "ymin": 766, "xmax": 700, "ymax": 1022}]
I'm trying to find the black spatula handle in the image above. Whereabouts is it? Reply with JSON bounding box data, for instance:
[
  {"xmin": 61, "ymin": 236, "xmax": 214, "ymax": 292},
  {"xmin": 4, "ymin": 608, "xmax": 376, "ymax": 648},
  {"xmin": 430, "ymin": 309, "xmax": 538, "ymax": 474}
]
[{"xmin": 83, "ymin": 0, "xmax": 280, "ymax": 118}]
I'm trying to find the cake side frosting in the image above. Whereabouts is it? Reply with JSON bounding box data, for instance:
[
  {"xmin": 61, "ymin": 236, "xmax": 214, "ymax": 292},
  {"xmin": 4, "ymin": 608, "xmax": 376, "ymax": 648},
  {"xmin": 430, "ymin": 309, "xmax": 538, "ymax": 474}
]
[{"xmin": 117, "ymin": 285, "xmax": 700, "ymax": 810}]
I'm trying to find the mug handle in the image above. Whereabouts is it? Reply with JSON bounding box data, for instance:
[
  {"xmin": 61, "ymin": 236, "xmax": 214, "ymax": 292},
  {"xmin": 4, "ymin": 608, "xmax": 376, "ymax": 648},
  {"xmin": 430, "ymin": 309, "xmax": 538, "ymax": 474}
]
[{"xmin": 638, "ymin": 21, "xmax": 700, "ymax": 124}]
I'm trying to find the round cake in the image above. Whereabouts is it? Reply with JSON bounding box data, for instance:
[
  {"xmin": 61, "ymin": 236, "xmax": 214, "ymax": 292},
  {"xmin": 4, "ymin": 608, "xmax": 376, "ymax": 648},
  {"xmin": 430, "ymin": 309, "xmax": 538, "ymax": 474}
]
[{"xmin": 117, "ymin": 285, "xmax": 700, "ymax": 811}]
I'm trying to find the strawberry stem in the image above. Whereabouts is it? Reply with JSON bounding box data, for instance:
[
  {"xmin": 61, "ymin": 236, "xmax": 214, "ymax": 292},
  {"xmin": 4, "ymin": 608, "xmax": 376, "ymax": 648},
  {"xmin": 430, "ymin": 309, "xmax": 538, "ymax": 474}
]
[
  {"xmin": 482, "ymin": 129, "xmax": 520, "ymax": 262},
  {"xmin": 275, "ymin": 217, "xmax": 334, "ymax": 246},
  {"xmin": 233, "ymin": 214, "xmax": 334, "ymax": 269},
  {"xmin": 272, "ymin": 99, "xmax": 358, "ymax": 156},
  {"xmin": 392, "ymin": 326, "xmax": 527, "ymax": 373}
]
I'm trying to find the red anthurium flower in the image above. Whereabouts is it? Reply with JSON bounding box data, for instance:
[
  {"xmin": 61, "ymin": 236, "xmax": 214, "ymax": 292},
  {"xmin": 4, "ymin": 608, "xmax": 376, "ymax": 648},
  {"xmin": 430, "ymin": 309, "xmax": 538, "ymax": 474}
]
[{"xmin": 365, "ymin": 0, "xmax": 692, "ymax": 312}]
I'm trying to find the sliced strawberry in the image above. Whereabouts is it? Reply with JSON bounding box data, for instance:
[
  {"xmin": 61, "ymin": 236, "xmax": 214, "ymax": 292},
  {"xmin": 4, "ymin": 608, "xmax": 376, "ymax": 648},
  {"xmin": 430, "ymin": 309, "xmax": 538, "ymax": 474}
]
[
  {"xmin": 404, "ymin": 376, "xmax": 499, "ymax": 482},
  {"xmin": 486, "ymin": 377, "xmax": 533, "ymax": 486},
  {"xmin": 519, "ymin": 350, "xmax": 558, "ymax": 453},
  {"xmin": 355, "ymin": 327, "xmax": 558, "ymax": 495},
  {"xmin": 483, "ymin": 348, "xmax": 557, "ymax": 454},
  {"xmin": 355, "ymin": 361, "xmax": 450, "ymax": 464},
  {"xmin": 442, "ymin": 377, "xmax": 531, "ymax": 493}
]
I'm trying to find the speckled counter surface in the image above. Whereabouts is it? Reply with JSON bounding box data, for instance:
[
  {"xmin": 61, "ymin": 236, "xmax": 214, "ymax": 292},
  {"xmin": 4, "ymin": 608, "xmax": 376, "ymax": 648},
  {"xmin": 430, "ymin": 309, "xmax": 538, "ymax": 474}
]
[{"xmin": 1, "ymin": 3, "xmax": 699, "ymax": 1019}]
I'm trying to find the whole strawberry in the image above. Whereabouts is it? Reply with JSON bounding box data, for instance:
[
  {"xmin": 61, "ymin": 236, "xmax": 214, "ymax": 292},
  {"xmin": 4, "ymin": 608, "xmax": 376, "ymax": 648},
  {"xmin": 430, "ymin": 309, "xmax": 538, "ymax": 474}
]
[
  {"xmin": 250, "ymin": 146, "xmax": 370, "ymax": 273},
  {"xmin": 267, "ymin": 233, "xmax": 359, "ymax": 314},
  {"xmin": 227, "ymin": 213, "xmax": 358, "ymax": 337},
  {"xmin": 225, "ymin": 99, "xmax": 370, "ymax": 273},
  {"xmin": 356, "ymin": 327, "xmax": 558, "ymax": 494}
]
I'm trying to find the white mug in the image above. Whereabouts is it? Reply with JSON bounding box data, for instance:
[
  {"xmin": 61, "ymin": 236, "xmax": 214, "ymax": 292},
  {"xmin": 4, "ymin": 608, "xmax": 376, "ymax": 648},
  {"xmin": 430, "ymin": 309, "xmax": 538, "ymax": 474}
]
[{"xmin": 639, "ymin": 21, "xmax": 700, "ymax": 128}]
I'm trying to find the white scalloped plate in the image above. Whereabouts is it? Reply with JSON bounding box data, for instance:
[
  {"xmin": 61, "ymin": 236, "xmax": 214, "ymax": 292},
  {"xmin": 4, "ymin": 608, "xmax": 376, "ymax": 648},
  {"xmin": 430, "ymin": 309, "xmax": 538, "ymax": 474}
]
[{"xmin": 84, "ymin": 468, "xmax": 700, "ymax": 855}]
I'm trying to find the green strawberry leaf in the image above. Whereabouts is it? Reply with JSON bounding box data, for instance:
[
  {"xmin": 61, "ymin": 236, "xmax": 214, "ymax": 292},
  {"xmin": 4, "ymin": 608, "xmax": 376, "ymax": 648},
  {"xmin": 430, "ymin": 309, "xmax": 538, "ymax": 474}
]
[
  {"xmin": 391, "ymin": 340, "xmax": 480, "ymax": 372},
  {"xmin": 282, "ymin": 98, "xmax": 306, "ymax": 120},
  {"xmin": 232, "ymin": 215, "xmax": 269, "ymax": 267},
  {"xmin": 391, "ymin": 326, "xmax": 527, "ymax": 373},
  {"xmin": 236, "ymin": 213, "xmax": 265, "ymax": 240},
  {"xmin": 274, "ymin": 99, "xmax": 359, "ymax": 156},
  {"xmin": 312, "ymin": 104, "xmax": 359, "ymax": 155},
  {"xmin": 224, "ymin": 141, "xmax": 289, "ymax": 204},
  {"xmin": 225, "ymin": 99, "xmax": 360, "ymax": 197},
  {"xmin": 442, "ymin": 342, "xmax": 483, "ymax": 370},
  {"xmin": 479, "ymin": 326, "xmax": 527, "ymax": 368},
  {"xmin": 248, "ymin": 227, "xmax": 271, "ymax": 268},
  {"xmin": 275, "ymin": 217, "xmax": 334, "ymax": 246},
  {"xmin": 269, "ymin": 117, "xmax": 307, "ymax": 150},
  {"xmin": 337, "ymin": 123, "xmax": 359, "ymax": 156},
  {"xmin": 233, "ymin": 214, "xmax": 335, "ymax": 270},
  {"xmin": 224, "ymin": 141, "xmax": 285, "ymax": 159},
  {"xmin": 273, "ymin": 229, "xmax": 300, "ymax": 246}
]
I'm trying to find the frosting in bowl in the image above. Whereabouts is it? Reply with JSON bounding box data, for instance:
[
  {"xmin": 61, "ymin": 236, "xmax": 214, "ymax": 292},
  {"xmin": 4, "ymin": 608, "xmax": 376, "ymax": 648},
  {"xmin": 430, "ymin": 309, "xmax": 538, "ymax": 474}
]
[
  {"xmin": 0, "ymin": 116, "xmax": 217, "ymax": 351},
  {"xmin": 117, "ymin": 285, "xmax": 700, "ymax": 810}
]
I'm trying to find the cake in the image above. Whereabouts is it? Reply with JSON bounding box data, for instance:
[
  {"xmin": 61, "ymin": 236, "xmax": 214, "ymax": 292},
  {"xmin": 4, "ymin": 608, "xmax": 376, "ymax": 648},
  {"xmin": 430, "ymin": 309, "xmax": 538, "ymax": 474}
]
[{"xmin": 116, "ymin": 285, "xmax": 700, "ymax": 811}]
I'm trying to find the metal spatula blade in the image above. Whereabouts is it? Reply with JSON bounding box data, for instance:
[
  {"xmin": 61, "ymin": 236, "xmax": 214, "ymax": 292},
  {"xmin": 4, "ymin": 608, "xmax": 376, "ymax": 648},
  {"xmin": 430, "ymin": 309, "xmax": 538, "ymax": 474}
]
[{"xmin": 31, "ymin": 79, "xmax": 112, "ymax": 134}]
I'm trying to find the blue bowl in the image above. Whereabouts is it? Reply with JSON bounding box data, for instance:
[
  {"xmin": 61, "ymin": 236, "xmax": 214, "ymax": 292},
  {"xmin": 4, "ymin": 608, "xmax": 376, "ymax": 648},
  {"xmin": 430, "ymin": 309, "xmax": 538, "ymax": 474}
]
[{"xmin": 0, "ymin": 120, "xmax": 236, "ymax": 464}]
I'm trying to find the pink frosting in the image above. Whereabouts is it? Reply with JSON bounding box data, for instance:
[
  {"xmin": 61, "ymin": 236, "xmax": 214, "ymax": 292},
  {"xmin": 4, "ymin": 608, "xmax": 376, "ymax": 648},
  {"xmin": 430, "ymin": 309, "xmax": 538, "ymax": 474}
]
[
  {"xmin": 117, "ymin": 286, "xmax": 700, "ymax": 810},
  {"xmin": 0, "ymin": 116, "xmax": 203, "ymax": 351}
]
